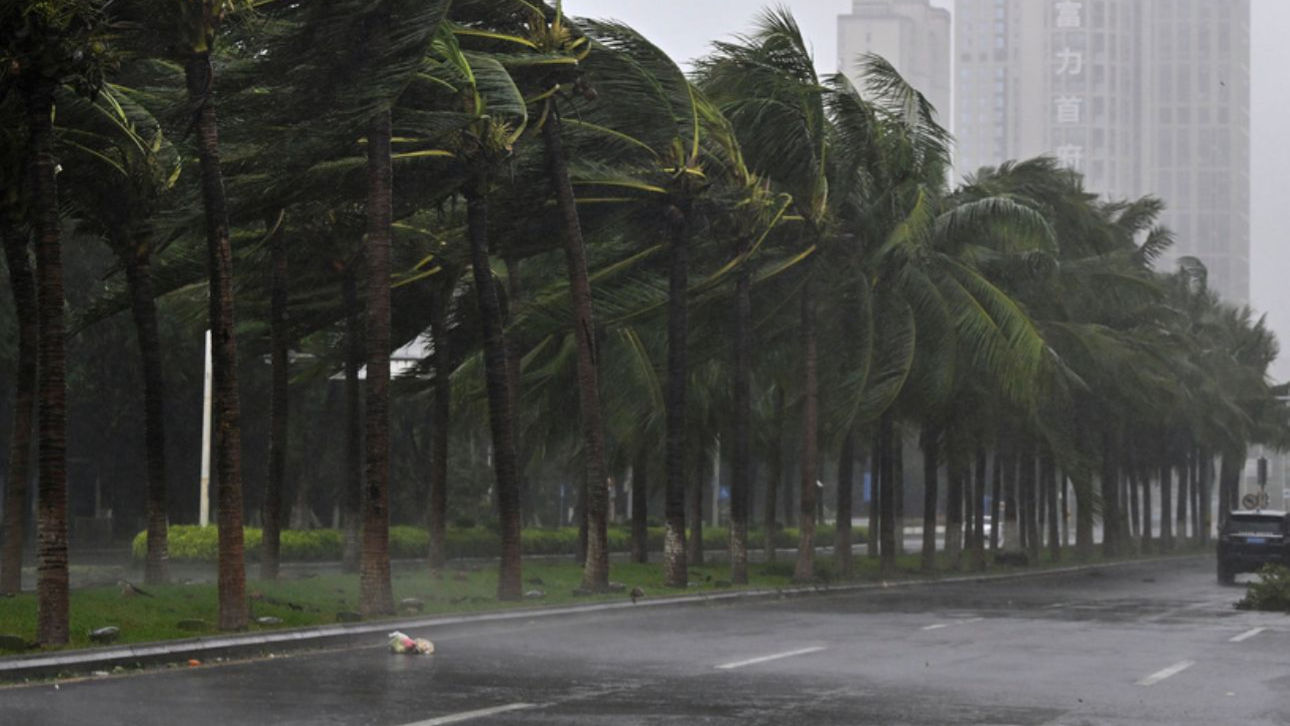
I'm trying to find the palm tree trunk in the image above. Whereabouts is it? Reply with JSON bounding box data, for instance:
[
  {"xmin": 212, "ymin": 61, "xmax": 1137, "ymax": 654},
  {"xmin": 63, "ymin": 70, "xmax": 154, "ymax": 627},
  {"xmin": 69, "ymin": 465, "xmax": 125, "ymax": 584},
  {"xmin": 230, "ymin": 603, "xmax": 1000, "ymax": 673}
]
[
  {"xmin": 465, "ymin": 178, "xmax": 523, "ymax": 601},
  {"xmin": 662, "ymin": 206, "xmax": 689, "ymax": 589},
  {"xmin": 1140, "ymin": 465, "xmax": 1152, "ymax": 553},
  {"xmin": 631, "ymin": 446, "xmax": 648, "ymax": 563},
  {"xmin": 341, "ymin": 267, "xmax": 362, "ymax": 574},
  {"xmin": 1043, "ymin": 447, "xmax": 1059, "ymax": 562},
  {"xmin": 794, "ymin": 267, "xmax": 819, "ymax": 583},
  {"xmin": 878, "ymin": 413, "xmax": 896, "ymax": 576},
  {"xmin": 1002, "ymin": 446, "xmax": 1019, "ymax": 553},
  {"xmin": 1160, "ymin": 462, "xmax": 1174, "ymax": 550},
  {"xmin": 1061, "ymin": 471, "xmax": 1070, "ymax": 547},
  {"xmin": 427, "ymin": 279, "xmax": 450, "ymax": 571},
  {"xmin": 688, "ymin": 448, "xmax": 704, "ymax": 566},
  {"xmin": 29, "ymin": 78, "xmax": 69, "ymax": 644},
  {"xmin": 122, "ymin": 244, "xmax": 169, "ymax": 585},
  {"xmin": 1199, "ymin": 451, "xmax": 1212, "ymax": 544},
  {"xmin": 971, "ymin": 446, "xmax": 987, "ymax": 570},
  {"xmin": 1126, "ymin": 464, "xmax": 1140, "ymax": 542},
  {"xmin": 989, "ymin": 448, "xmax": 1002, "ymax": 552},
  {"xmin": 944, "ymin": 432, "xmax": 962, "ymax": 566},
  {"xmin": 540, "ymin": 110, "xmax": 609, "ymax": 589},
  {"xmin": 920, "ymin": 425, "xmax": 938, "ymax": 572},
  {"xmin": 261, "ymin": 218, "xmax": 288, "ymax": 581},
  {"xmin": 1074, "ymin": 473, "xmax": 1094, "ymax": 559},
  {"xmin": 1191, "ymin": 449, "xmax": 1202, "ymax": 541},
  {"xmin": 1, "ymin": 216, "xmax": 36, "ymax": 595},
  {"xmin": 1021, "ymin": 441, "xmax": 1040, "ymax": 562},
  {"xmin": 360, "ymin": 107, "xmax": 395, "ymax": 616},
  {"xmin": 763, "ymin": 387, "xmax": 784, "ymax": 563},
  {"xmin": 868, "ymin": 432, "xmax": 880, "ymax": 559},
  {"xmin": 1099, "ymin": 432, "xmax": 1119, "ymax": 558},
  {"xmin": 186, "ymin": 50, "xmax": 247, "ymax": 631},
  {"xmin": 835, "ymin": 429, "xmax": 855, "ymax": 577},
  {"xmin": 729, "ymin": 235, "xmax": 752, "ymax": 585},
  {"xmin": 540, "ymin": 113, "xmax": 609, "ymax": 587},
  {"xmin": 894, "ymin": 432, "xmax": 905, "ymax": 556}
]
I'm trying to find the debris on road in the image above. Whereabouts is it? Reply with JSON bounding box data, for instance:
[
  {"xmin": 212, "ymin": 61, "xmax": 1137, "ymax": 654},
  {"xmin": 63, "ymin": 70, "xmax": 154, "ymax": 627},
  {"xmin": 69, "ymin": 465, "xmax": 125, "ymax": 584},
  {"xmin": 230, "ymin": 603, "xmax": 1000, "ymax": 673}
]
[
  {"xmin": 388, "ymin": 631, "xmax": 434, "ymax": 655},
  {"xmin": 118, "ymin": 580, "xmax": 155, "ymax": 598},
  {"xmin": 89, "ymin": 626, "xmax": 120, "ymax": 644}
]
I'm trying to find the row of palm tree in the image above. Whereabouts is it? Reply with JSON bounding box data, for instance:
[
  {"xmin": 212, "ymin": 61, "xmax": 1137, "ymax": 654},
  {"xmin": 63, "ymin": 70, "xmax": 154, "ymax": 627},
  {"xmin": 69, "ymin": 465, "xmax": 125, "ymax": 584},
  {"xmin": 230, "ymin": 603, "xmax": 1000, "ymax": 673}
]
[{"xmin": 1, "ymin": 1, "xmax": 1284, "ymax": 647}]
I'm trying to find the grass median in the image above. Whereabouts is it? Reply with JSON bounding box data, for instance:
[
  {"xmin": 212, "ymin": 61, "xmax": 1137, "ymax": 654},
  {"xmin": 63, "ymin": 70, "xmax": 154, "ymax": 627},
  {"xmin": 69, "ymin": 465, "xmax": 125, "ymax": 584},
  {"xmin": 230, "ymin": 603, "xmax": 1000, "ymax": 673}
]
[{"xmin": 0, "ymin": 545, "xmax": 1211, "ymax": 654}]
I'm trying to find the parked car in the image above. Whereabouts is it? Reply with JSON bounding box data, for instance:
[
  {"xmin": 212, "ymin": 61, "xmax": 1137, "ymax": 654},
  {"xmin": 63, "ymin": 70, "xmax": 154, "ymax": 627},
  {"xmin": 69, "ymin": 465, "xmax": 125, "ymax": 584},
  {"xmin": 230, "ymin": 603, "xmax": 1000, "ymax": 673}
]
[{"xmin": 1217, "ymin": 509, "xmax": 1290, "ymax": 584}]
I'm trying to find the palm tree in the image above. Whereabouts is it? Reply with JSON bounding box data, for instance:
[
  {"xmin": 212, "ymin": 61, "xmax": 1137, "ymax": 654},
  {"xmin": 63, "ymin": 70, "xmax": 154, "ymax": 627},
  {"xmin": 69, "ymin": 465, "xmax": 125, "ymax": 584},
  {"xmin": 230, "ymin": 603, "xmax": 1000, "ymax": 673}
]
[
  {"xmin": 454, "ymin": 1, "xmax": 616, "ymax": 590},
  {"xmin": 0, "ymin": 208, "xmax": 34, "ymax": 596},
  {"xmin": 170, "ymin": 0, "xmax": 249, "ymax": 630},
  {"xmin": 697, "ymin": 9, "xmax": 833, "ymax": 582},
  {"xmin": 57, "ymin": 82, "xmax": 182, "ymax": 586},
  {"xmin": 403, "ymin": 22, "xmax": 530, "ymax": 599},
  {"xmin": 570, "ymin": 19, "xmax": 724, "ymax": 588},
  {"xmin": 2, "ymin": 0, "xmax": 109, "ymax": 644},
  {"xmin": 0, "ymin": 96, "xmax": 34, "ymax": 594}
]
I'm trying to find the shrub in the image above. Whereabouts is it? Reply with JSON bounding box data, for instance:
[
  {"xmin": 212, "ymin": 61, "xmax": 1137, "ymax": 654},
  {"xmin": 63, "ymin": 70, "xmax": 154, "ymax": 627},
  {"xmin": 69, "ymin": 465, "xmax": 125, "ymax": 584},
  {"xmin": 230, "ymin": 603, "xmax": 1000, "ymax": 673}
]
[
  {"xmin": 133, "ymin": 521, "xmax": 856, "ymax": 563},
  {"xmin": 1236, "ymin": 564, "xmax": 1290, "ymax": 611}
]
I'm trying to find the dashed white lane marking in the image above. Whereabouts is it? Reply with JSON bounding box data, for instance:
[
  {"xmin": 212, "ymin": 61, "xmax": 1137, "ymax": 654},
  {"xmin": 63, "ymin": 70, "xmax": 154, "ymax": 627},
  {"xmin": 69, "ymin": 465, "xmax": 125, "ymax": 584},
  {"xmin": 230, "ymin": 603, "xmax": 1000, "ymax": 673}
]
[
  {"xmin": 1230, "ymin": 627, "xmax": 1267, "ymax": 643},
  {"xmin": 715, "ymin": 646, "xmax": 828, "ymax": 670},
  {"xmin": 1136, "ymin": 660, "xmax": 1195, "ymax": 686},
  {"xmin": 401, "ymin": 703, "xmax": 540, "ymax": 725},
  {"xmin": 921, "ymin": 617, "xmax": 983, "ymax": 631}
]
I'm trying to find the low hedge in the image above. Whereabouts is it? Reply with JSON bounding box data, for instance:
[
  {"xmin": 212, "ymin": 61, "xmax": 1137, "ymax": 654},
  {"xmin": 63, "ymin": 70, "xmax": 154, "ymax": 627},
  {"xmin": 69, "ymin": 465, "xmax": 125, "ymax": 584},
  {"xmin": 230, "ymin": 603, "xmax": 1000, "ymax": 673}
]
[{"xmin": 133, "ymin": 523, "xmax": 860, "ymax": 563}]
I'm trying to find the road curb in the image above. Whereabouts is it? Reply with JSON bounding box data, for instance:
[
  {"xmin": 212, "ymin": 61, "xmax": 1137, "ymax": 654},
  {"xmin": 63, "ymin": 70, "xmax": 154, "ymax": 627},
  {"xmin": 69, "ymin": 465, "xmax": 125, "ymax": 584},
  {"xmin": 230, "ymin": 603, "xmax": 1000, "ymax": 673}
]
[{"xmin": 0, "ymin": 552, "xmax": 1210, "ymax": 682}]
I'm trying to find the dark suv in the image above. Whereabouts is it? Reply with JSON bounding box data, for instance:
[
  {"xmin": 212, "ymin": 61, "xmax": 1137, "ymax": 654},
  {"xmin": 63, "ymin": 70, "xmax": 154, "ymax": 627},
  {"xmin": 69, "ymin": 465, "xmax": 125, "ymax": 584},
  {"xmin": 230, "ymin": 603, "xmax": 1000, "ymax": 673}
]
[{"xmin": 1217, "ymin": 509, "xmax": 1290, "ymax": 584}]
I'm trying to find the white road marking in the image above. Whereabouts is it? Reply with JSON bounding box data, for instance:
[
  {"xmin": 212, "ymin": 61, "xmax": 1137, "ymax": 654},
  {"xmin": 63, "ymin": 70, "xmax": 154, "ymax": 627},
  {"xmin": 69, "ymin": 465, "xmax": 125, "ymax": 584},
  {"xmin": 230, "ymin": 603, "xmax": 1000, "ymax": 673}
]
[
  {"xmin": 1046, "ymin": 602, "xmax": 1069, "ymax": 609},
  {"xmin": 1136, "ymin": 660, "xmax": 1195, "ymax": 686},
  {"xmin": 1230, "ymin": 627, "xmax": 1267, "ymax": 643},
  {"xmin": 921, "ymin": 617, "xmax": 982, "ymax": 631},
  {"xmin": 401, "ymin": 703, "xmax": 540, "ymax": 725},
  {"xmin": 715, "ymin": 646, "xmax": 827, "ymax": 670}
]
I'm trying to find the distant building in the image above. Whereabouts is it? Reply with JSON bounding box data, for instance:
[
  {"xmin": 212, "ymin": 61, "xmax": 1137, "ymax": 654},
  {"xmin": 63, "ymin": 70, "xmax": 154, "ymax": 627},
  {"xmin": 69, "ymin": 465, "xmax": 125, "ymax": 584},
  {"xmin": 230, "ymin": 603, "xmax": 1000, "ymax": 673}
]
[
  {"xmin": 838, "ymin": 0, "xmax": 953, "ymax": 127},
  {"xmin": 950, "ymin": 0, "xmax": 1251, "ymax": 303},
  {"xmin": 1140, "ymin": 0, "xmax": 1251, "ymax": 304}
]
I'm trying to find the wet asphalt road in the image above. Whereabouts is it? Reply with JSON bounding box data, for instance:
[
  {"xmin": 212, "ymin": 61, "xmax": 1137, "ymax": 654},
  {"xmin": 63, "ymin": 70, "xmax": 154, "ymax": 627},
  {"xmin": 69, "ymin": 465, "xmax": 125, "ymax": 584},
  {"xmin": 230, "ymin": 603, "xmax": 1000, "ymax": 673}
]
[{"xmin": 3, "ymin": 554, "xmax": 1288, "ymax": 725}]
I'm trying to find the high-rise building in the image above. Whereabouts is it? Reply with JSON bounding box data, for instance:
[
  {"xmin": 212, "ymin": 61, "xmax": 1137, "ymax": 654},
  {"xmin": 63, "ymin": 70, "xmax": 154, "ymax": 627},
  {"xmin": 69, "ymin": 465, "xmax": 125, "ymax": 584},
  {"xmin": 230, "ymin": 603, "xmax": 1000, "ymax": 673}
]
[
  {"xmin": 838, "ymin": 0, "xmax": 952, "ymax": 126},
  {"xmin": 952, "ymin": 0, "xmax": 1251, "ymax": 303},
  {"xmin": 1141, "ymin": 0, "xmax": 1251, "ymax": 303}
]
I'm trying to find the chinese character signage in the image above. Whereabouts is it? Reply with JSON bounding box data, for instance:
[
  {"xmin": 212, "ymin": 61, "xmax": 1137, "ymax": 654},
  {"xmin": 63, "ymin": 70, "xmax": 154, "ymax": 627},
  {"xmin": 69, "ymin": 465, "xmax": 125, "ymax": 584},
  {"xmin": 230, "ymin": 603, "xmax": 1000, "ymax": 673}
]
[
  {"xmin": 1055, "ymin": 1, "xmax": 1082, "ymax": 29},
  {"xmin": 1052, "ymin": 1, "xmax": 1084, "ymax": 169}
]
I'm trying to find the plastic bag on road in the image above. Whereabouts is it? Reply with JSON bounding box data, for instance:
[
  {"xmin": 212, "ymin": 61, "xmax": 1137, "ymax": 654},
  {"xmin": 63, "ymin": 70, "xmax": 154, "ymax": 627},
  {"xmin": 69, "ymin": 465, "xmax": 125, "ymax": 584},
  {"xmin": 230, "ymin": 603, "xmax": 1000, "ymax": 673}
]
[{"xmin": 388, "ymin": 631, "xmax": 435, "ymax": 655}]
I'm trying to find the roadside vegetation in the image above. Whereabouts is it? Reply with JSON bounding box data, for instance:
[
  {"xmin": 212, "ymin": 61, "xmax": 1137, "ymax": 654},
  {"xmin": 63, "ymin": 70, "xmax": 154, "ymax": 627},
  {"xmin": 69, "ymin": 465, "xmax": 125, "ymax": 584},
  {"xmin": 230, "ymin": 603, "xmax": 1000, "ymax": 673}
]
[
  {"xmin": 1236, "ymin": 564, "xmax": 1290, "ymax": 612},
  {"xmin": 0, "ymin": 546, "xmax": 1209, "ymax": 653}
]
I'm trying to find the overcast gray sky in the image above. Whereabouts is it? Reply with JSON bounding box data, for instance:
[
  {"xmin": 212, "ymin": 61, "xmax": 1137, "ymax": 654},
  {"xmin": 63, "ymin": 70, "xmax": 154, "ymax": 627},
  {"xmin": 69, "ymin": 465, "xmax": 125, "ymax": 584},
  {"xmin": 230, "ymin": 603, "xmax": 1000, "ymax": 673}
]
[{"xmin": 565, "ymin": 0, "xmax": 1290, "ymax": 381}]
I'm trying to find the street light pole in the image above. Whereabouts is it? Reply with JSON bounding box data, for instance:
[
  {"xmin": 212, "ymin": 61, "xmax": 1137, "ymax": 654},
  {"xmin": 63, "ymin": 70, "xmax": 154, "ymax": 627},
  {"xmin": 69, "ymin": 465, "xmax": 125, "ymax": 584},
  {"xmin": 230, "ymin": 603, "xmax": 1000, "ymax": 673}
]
[{"xmin": 199, "ymin": 329, "xmax": 212, "ymax": 526}]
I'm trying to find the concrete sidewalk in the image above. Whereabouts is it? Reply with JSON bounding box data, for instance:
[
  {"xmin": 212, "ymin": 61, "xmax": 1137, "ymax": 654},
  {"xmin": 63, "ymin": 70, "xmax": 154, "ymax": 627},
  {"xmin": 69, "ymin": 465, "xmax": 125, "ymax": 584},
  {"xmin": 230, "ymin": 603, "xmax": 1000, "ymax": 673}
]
[{"xmin": 0, "ymin": 552, "xmax": 1209, "ymax": 683}]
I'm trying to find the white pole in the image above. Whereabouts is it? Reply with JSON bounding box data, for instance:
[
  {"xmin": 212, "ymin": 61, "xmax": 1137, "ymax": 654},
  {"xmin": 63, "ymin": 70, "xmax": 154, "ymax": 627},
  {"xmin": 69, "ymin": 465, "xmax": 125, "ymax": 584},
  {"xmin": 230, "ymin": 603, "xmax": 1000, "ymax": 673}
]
[{"xmin": 199, "ymin": 329, "xmax": 212, "ymax": 527}]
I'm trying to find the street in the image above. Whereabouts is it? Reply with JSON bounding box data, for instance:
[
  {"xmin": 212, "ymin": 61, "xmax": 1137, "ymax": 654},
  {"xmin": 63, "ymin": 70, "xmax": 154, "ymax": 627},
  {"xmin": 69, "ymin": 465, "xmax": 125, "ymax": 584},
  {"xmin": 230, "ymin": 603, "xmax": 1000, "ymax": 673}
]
[{"xmin": 2, "ymin": 555, "xmax": 1286, "ymax": 725}]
